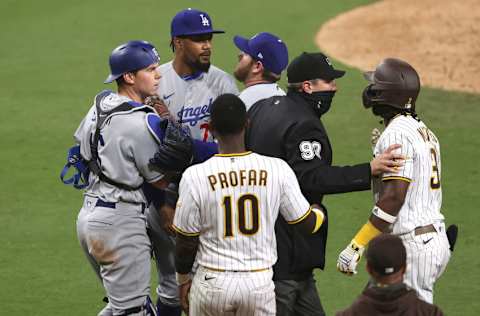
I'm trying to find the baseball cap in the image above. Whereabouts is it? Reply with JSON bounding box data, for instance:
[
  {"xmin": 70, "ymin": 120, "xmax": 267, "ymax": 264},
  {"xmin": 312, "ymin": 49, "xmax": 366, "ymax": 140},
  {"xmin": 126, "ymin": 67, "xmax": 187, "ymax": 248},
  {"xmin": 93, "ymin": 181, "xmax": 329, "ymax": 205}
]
[
  {"xmin": 104, "ymin": 40, "xmax": 160, "ymax": 84},
  {"xmin": 287, "ymin": 52, "xmax": 345, "ymax": 83},
  {"xmin": 366, "ymin": 234, "xmax": 406, "ymax": 276},
  {"xmin": 233, "ymin": 32, "xmax": 289, "ymax": 75},
  {"xmin": 171, "ymin": 8, "xmax": 225, "ymax": 37}
]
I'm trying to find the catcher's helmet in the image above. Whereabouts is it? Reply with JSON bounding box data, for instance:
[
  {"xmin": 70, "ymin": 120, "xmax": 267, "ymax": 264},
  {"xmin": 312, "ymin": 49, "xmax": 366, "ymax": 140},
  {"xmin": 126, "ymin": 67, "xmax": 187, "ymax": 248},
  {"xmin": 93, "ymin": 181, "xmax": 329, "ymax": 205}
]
[
  {"xmin": 362, "ymin": 58, "xmax": 420, "ymax": 112},
  {"xmin": 104, "ymin": 40, "xmax": 160, "ymax": 84}
]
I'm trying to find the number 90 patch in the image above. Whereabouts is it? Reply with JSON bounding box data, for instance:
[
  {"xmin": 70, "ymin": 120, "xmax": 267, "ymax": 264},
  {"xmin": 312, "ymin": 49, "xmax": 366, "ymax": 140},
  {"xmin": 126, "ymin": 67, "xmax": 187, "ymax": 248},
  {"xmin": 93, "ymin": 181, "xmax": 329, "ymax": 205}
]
[{"xmin": 299, "ymin": 141, "xmax": 321, "ymax": 160}]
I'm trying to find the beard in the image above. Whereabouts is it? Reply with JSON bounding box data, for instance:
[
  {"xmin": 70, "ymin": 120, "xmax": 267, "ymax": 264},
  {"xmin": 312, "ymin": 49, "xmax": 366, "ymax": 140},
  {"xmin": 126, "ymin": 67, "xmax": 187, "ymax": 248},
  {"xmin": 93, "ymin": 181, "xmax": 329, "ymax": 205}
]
[
  {"xmin": 185, "ymin": 54, "xmax": 211, "ymax": 73},
  {"xmin": 234, "ymin": 60, "xmax": 254, "ymax": 82}
]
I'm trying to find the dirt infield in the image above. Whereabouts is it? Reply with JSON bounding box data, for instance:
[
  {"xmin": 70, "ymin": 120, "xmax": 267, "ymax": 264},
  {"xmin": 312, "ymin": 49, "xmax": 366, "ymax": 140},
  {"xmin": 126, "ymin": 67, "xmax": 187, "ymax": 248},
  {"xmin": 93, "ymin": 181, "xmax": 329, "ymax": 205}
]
[{"xmin": 315, "ymin": 0, "xmax": 480, "ymax": 94}]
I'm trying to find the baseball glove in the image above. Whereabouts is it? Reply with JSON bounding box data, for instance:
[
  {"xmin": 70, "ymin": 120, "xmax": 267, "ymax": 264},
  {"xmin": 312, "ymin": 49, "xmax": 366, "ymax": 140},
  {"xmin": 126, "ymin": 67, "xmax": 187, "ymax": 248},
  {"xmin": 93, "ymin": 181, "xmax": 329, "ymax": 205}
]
[{"xmin": 150, "ymin": 120, "xmax": 193, "ymax": 174}]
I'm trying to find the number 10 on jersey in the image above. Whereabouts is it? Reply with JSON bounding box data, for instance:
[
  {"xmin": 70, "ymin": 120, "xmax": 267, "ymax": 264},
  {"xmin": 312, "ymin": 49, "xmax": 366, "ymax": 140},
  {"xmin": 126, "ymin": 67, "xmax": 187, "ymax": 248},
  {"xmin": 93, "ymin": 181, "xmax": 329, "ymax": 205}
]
[{"xmin": 223, "ymin": 194, "xmax": 260, "ymax": 237}]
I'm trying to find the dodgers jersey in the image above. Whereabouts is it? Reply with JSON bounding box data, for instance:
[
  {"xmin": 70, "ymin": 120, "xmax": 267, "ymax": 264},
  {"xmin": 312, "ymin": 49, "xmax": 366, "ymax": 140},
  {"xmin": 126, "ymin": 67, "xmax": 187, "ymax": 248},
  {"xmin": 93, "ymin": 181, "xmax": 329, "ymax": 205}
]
[
  {"xmin": 238, "ymin": 82, "xmax": 286, "ymax": 110},
  {"xmin": 373, "ymin": 114, "xmax": 444, "ymax": 234},
  {"xmin": 173, "ymin": 152, "xmax": 311, "ymax": 271},
  {"xmin": 74, "ymin": 91, "xmax": 164, "ymax": 203},
  {"xmin": 157, "ymin": 61, "xmax": 238, "ymax": 141}
]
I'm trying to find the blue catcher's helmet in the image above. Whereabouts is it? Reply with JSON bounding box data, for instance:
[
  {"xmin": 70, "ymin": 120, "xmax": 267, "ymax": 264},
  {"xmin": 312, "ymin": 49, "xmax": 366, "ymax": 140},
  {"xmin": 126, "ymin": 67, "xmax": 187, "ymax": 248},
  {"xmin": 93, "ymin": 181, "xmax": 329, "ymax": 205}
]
[{"xmin": 104, "ymin": 40, "xmax": 160, "ymax": 84}]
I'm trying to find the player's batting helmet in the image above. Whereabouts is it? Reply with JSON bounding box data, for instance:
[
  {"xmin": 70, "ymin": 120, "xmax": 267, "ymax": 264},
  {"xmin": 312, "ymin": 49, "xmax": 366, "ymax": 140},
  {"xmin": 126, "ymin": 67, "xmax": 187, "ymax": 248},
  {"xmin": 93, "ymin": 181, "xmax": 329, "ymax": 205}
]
[
  {"xmin": 362, "ymin": 58, "xmax": 420, "ymax": 112},
  {"xmin": 104, "ymin": 40, "xmax": 160, "ymax": 84}
]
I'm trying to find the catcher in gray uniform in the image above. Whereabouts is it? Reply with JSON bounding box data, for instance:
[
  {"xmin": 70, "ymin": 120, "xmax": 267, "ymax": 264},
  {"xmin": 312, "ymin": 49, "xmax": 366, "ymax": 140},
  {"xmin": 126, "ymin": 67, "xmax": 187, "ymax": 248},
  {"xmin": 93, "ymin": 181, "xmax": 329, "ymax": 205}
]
[{"xmin": 75, "ymin": 40, "xmax": 167, "ymax": 316}]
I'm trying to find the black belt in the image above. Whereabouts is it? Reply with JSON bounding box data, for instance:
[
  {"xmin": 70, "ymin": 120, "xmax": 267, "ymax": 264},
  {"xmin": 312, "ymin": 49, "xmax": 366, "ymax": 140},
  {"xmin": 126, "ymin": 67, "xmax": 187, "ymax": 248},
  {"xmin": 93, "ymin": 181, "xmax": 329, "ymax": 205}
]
[
  {"xmin": 96, "ymin": 199, "xmax": 116, "ymax": 209},
  {"xmin": 95, "ymin": 199, "xmax": 146, "ymax": 212},
  {"xmin": 118, "ymin": 305, "xmax": 144, "ymax": 316}
]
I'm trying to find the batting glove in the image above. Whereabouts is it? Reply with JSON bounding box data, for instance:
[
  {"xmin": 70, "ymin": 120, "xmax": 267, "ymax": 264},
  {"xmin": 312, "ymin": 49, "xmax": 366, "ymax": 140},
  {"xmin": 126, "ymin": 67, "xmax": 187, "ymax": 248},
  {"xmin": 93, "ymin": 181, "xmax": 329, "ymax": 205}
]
[{"xmin": 337, "ymin": 240, "xmax": 365, "ymax": 275}]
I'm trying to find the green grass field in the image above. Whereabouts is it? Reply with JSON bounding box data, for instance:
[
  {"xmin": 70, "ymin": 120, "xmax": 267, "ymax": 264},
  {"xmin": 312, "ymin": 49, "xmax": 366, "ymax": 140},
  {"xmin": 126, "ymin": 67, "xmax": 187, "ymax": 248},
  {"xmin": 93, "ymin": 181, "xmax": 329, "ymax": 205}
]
[{"xmin": 1, "ymin": 0, "xmax": 479, "ymax": 314}]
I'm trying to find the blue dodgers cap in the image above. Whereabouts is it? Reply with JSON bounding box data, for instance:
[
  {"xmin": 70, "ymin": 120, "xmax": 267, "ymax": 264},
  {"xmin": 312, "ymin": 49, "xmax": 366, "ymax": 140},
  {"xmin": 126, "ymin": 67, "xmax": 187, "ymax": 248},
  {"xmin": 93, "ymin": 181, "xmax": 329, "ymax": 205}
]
[
  {"xmin": 104, "ymin": 40, "xmax": 160, "ymax": 84},
  {"xmin": 171, "ymin": 8, "xmax": 225, "ymax": 37},
  {"xmin": 233, "ymin": 32, "xmax": 288, "ymax": 75}
]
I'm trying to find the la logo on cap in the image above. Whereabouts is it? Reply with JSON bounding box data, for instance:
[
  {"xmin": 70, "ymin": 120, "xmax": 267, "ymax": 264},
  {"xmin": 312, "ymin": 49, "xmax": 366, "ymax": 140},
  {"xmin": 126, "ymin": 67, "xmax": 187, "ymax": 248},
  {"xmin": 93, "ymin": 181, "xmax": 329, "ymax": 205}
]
[{"xmin": 200, "ymin": 14, "xmax": 210, "ymax": 26}]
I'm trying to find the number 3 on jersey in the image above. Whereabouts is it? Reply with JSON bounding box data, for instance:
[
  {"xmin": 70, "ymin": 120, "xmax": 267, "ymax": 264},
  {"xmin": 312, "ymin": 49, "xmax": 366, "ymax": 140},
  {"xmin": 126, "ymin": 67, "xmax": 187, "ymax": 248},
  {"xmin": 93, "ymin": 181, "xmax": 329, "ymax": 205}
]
[
  {"xmin": 430, "ymin": 147, "xmax": 441, "ymax": 189},
  {"xmin": 223, "ymin": 194, "xmax": 259, "ymax": 237}
]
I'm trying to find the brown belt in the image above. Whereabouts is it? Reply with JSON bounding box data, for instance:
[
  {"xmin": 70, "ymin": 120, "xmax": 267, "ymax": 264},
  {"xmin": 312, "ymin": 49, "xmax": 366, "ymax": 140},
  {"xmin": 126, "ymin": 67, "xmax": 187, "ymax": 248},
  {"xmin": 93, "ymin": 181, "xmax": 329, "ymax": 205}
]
[
  {"xmin": 203, "ymin": 266, "xmax": 269, "ymax": 273},
  {"xmin": 414, "ymin": 224, "xmax": 436, "ymax": 236}
]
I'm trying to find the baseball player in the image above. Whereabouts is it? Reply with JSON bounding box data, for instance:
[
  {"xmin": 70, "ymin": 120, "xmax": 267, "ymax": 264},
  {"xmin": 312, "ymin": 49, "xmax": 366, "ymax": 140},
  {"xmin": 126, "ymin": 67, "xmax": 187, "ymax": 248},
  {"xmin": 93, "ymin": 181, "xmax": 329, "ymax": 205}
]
[
  {"xmin": 172, "ymin": 94, "xmax": 326, "ymax": 316},
  {"xmin": 75, "ymin": 40, "xmax": 166, "ymax": 316},
  {"xmin": 337, "ymin": 58, "xmax": 451, "ymax": 303},
  {"xmin": 233, "ymin": 32, "xmax": 288, "ymax": 109},
  {"xmin": 145, "ymin": 8, "xmax": 238, "ymax": 315}
]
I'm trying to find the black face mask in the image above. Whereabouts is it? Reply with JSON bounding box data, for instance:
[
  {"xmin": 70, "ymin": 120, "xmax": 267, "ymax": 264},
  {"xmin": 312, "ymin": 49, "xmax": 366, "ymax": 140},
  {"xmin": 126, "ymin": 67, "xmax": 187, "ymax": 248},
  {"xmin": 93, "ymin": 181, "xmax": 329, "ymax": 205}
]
[{"xmin": 302, "ymin": 91, "xmax": 336, "ymax": 117}]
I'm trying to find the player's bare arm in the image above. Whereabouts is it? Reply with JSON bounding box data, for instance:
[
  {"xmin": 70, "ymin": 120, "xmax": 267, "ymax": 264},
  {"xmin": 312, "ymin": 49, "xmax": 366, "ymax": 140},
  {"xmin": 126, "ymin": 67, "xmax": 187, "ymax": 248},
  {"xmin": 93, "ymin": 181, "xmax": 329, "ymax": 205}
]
[
  {"xmin": 159, "ymin": 204, "xmax": 176, "ymax": 236},
  {"xmin": 370, "ymin": 144, "xmax": 405, "ymax": 176},
  {"xmin": 337, "ymin": 179, "xmax": 410, "ymax": 275},
  {"xmin": 174, "ymin": 233, "xmax": 199, "ymax": 314},
  {"xmin": 369, "ymin": 179, "xmax": 409, "ymax": 231}
]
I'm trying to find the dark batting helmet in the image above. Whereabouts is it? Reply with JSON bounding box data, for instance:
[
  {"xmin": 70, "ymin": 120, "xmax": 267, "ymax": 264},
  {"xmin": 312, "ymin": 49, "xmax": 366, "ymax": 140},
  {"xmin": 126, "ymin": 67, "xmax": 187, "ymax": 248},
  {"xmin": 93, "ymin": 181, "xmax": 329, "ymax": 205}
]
[
  {"xmin": 104, "ymin": 40, "xmax": 160, "ymax": 84},
  {"xmin": 362, "ymin": 58, "xmax": 420, "ymax": 113}
]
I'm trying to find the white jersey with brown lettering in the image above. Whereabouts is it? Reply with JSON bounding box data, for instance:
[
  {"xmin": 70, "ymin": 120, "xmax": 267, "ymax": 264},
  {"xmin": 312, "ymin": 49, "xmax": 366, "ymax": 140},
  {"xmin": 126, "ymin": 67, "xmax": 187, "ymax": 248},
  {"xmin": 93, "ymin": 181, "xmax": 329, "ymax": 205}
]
[
  {"xmin": 373, "ymin": 113, "xmax": 450, "ymax": 303},
  {"xmin": 373, "ymin": 114, "xmax": 445, "ymax": 235},
  {"xmin": 156, "ymin": 61, "xmax": 238, "ymax": 141},
  {"xmin": 173, "ymin": 151, "xmax": 311, "ymax": 271}
]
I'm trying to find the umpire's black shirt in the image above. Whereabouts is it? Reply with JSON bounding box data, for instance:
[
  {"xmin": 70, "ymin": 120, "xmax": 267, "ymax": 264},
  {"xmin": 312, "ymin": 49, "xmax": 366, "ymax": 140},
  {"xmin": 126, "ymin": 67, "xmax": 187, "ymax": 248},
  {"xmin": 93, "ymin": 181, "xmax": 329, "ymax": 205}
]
[{"xmin": 246, "ymin": 91, "xmax": 371, "ymax": 281}]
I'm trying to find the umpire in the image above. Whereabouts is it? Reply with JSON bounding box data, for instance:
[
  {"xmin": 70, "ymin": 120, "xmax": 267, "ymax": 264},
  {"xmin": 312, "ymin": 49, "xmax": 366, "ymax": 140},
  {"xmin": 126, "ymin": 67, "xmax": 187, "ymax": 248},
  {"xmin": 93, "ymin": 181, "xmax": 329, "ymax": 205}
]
[{"xmin": 246, "ymin": 52, "xmax": 402, "ymax": 316}]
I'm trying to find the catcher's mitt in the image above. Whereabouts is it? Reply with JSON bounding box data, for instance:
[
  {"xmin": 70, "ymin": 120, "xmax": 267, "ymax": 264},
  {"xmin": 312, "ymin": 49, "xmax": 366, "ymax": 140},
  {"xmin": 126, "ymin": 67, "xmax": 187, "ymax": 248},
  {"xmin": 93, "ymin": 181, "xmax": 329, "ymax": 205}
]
[{"xmin": 150, "ymin": 120, "xmax": 193, "ymax": 174}]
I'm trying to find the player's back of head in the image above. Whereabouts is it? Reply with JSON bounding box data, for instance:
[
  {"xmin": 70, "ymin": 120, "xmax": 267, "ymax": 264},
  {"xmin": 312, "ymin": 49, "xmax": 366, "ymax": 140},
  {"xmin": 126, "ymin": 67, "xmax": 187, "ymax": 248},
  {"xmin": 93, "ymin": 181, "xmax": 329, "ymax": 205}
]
[
  {"xmin": 210, "ymin": 94, "xmax": 247, "ymax": 135},
  {"xmin": 366, "ymin": 234, "xmax": 406, "ymax": 279}
]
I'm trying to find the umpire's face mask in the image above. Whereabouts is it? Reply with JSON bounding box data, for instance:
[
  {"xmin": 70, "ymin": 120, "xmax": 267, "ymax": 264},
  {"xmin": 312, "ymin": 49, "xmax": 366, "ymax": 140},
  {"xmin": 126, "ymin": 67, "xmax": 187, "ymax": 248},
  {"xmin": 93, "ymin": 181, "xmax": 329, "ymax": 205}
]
[{"xmin": 303, "ymin": 91, "xmax": 336, "ymax": 117}]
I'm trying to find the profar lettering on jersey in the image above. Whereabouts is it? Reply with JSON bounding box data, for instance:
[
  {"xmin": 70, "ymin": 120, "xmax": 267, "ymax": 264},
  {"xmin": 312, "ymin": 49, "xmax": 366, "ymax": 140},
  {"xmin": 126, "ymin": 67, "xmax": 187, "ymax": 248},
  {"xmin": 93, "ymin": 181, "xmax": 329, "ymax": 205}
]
[{"xmin": 208, "ymin": 169, "xmax": 268, "ymax": 191}]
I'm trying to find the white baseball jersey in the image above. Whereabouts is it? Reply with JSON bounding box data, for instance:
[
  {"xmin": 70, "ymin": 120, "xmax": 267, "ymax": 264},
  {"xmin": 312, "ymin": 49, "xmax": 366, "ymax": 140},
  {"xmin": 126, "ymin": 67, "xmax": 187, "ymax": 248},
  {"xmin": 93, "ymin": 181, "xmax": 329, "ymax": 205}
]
[
  {"xmin": 157, "ymin": 61, "xmax": 238, "ymax": 141},
  {"xmin": 173, "ymin": 152, "xmax": 311, "ymax": 271},
  {"xmin": 373, "ymin": 114, "xmax": 450, "ymax": 303},
  {"xmin": 74, "ymin": 91, "xmax": 164, "ymax": 203},
  {"xmin": 238, "ymin": 82, "xmax": 286, "ymax": 110},
  {"xmin": 373, "ymin": 114, "xmax": 445, "ymax": 235}
]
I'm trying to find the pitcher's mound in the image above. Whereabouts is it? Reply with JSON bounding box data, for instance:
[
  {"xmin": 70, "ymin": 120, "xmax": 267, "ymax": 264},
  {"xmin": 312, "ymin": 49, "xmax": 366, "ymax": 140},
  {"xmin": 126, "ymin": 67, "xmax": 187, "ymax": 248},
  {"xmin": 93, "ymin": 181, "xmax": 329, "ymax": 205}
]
[{"xmin": 316, "ymin": 0, "xmax": 480, "ymax": 94}]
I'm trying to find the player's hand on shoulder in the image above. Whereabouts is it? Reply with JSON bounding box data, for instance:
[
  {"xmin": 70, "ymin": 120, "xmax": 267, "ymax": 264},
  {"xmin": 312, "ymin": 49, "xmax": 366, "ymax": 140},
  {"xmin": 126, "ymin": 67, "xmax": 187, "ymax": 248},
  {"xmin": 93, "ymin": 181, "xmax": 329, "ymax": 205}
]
[
  {"xmin": 370, "ymin": 144, "xmax": 404, "ymax": 176},
  {"xmin": 146, "ymin": 95, "xmax": 173, "ymax": 120}
]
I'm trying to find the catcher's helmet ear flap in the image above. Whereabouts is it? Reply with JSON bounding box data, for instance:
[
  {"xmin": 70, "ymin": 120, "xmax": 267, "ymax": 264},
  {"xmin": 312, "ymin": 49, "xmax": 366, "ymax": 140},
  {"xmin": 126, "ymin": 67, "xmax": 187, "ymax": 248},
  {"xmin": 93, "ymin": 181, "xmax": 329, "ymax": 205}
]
[
  {"xmin": 362, "ymin": 58, "xmax": 420, "ymax": 112},
  {"xmin": 105, "ymin": 40, "xmax": 160, "ymax": 84}
]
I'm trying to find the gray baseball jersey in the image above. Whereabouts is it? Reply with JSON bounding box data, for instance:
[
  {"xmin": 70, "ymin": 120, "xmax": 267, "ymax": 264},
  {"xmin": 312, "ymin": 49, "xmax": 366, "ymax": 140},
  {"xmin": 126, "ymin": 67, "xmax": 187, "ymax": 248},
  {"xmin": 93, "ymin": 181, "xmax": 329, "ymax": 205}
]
[
  {"xmin": 157, "ymin": 61, "xmax": 239, "ymax": 141},
  {"xmin": 238, "ymin": 82, "xmax": 286, "ymax": 110},
  {"xmin": 74, "ymin": 92, "xmax": 164, "ymax": 203},
  {"xmin": 75, "ymin": 91, "xmax": 162, "ymax": 314},
  {"xmin": 373, "ymin": 114, "xmax": 450, "ymax": 303},
  {"xmin": 173, "ymin": 152, "xmax": 311, "ymax": 271}
]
